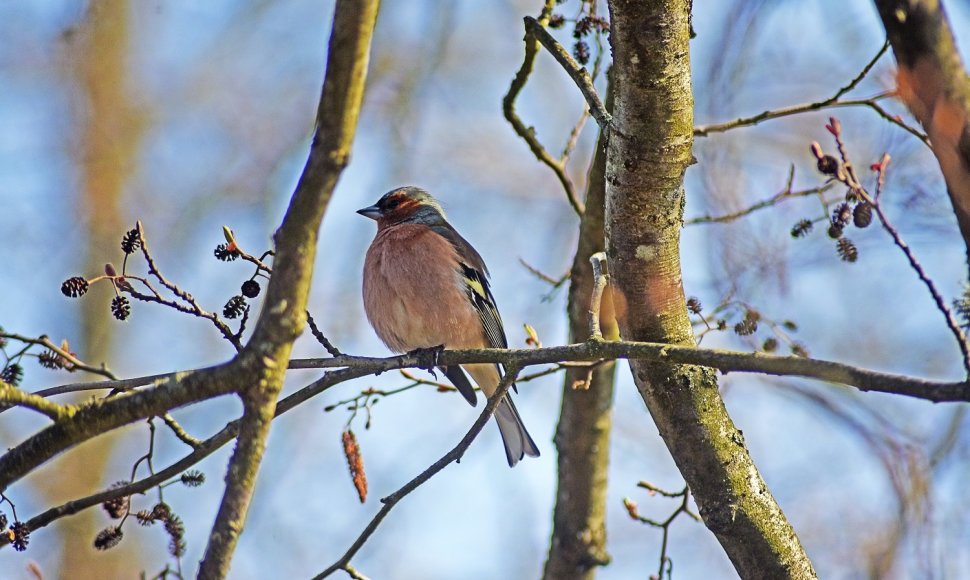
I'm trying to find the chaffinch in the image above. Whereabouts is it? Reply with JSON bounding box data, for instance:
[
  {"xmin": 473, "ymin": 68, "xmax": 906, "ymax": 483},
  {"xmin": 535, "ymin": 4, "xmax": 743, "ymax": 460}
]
[{"xmin": 358, "ymin": 186, "xmax": 540, "ymax": 467}]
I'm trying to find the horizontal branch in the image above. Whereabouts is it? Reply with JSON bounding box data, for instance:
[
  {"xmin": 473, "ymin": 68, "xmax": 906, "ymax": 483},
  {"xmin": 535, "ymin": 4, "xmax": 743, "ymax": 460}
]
[
  {"xmin": 17, "ymin": 337, "xmax": 969, "ymax": 421},
  {"xmin": 2, "ymin": 337, "xmax": 964, "ymax": 498},
  {"xmin": 2, "ymin": 335, "xmax": 966, "ymax": 549},
  {"xmin": 290, "ymin": 340, "xmax": 968, "ymax": 403}
]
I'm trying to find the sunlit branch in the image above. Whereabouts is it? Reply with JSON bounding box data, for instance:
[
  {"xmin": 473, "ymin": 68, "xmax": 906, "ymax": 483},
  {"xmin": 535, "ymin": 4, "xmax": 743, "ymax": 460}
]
[{"xmin": 588, "ymin": 252, "xmax": 609, "ymax": 339}]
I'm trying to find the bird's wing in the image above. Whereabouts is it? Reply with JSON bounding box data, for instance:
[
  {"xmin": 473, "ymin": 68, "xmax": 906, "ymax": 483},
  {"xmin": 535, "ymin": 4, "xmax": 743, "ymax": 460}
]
[{"xmin": 431, "ymin": 223, "xmax": 508, "ymax": 350}]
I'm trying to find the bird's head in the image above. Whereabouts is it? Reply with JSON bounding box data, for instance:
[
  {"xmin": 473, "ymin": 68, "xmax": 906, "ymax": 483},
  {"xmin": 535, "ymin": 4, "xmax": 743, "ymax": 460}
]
[{"xmin": 357, "ymin": 186, "xmax": 447, "ymax": 226}]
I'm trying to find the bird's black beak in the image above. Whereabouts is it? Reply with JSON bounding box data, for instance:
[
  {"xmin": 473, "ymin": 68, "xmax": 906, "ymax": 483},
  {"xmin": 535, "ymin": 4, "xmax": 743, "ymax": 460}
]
[{"xmin": 356, "ymin": 204, "xmax": 381, "ymax": 220}]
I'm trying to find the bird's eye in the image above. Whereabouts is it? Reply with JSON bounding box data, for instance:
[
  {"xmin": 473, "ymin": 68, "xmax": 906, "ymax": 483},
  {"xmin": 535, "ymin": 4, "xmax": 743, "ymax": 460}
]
[{"xmin": 383, "ymin": 197, "xmax": 401, "ymax": 210}]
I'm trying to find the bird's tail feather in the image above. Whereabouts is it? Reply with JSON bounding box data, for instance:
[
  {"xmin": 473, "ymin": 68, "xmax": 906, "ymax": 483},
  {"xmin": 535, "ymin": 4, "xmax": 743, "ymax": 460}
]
[{"xmin": 494, "ymin": 394, "xmax": 540, "ymax": 467}]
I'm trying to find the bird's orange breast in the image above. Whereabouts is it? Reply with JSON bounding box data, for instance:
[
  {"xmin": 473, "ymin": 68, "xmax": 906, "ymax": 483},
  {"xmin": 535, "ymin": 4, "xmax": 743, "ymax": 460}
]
[{"xmin": 362, "ymin": 224, "xmax": 486, "ymax": 353}]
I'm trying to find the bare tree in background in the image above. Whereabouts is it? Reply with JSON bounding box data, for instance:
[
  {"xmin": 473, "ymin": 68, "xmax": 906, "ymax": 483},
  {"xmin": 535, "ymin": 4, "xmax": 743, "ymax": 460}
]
[{"xmin": 2, "ymin": 0, "xmax": 970, "ymax": 579}]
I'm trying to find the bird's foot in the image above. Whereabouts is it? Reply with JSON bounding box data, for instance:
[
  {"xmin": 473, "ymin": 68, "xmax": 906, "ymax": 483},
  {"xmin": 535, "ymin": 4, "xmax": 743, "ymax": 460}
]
[{"xmin": 408, "ymin": 345, "xmax": 445, "ymax": 377}]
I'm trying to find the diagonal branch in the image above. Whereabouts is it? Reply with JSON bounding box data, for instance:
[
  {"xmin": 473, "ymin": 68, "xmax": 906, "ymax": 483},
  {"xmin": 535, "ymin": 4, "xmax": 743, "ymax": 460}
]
[
  {"xmin": 685, "ymin": 176, "xmax": 835, "ymax": 226},
  {"xmin": 0, "ymin": 332, "xmax": 118, "ymax": 380},
  {"xmin": 523, "ymin": 16, "xmax": 612, "ymax": 130},
  {"xmin": 197, "ymin": 0, "xmax": 380, "ymax": 577},
  {"xmin": 0, "ymin": 382, "xmax": 71, "ymax": 420},
  {"xmin": 694, "ymin": 94, "xmax": 928, "ymax": 144},
  {"xmin": 313, "ymin": 365, "xmax": 522, "ymax": 579}
]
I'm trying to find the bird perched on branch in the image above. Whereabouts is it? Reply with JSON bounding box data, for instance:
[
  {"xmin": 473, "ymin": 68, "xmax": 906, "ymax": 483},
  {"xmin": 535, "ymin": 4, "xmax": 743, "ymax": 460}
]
[{"xmin": 358, "ymin": 186, "xmax": 539, "ymax": 467}]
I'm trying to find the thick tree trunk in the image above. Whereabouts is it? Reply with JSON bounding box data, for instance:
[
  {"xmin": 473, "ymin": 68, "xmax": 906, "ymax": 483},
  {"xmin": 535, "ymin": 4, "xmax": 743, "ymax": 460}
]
[
  {"xmin": 542, "ymin": 82, "xmax": 618, "ymax": 580},
  {"xmin": 604, "ymin": 1, "xmax": 816, "ymax": 577}
]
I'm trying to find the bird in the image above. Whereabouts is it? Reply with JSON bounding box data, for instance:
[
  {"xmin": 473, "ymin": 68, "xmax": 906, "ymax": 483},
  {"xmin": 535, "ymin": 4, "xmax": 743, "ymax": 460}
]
[{"xmin": 358, "ymin": 186, "xmax": 540, "ymax": 467}]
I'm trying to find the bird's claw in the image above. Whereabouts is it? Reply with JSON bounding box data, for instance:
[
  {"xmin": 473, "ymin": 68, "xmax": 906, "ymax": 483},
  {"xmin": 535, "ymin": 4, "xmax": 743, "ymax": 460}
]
[{"xmin": 409, "ymin": 345, "xmax": 445, "ymax": 377}]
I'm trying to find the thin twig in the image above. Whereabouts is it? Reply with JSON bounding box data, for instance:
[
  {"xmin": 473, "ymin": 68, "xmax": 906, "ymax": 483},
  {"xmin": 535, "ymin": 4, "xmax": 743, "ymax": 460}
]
[
  {"xmin": 0, "ymin": 332, "xmax": 117, "ymax": 380},
  {"xmin": 307, "ymin": 311, "xmax": 342, "ymax": 356},
  {"xmin": 162, "ymin": 413, "xmax": 201, "ymax": 448},
  {"xmin": 833, "ymin": 41, "xmax": 890, "ymax": 100},
  {"xmin": 558, "ymin": 27, "xmax": 604, "ymax": 161},
  {"xmin": 694, "ymin": 41, "xmax": 889, "ymax": 135},
  {"xmin": 134, "ymin": 223, "xmax": 239, "ymax": 348},
  {"xmin": 824, "ymin": 122, "xmax": 970, "ymax": 374},
  {"xmin": 31, "ymin": 371, "xmax": 175, "ymax": 398},
  {"xmin": 341, "ymin": 564, "xmax": 370, "ymax": 580},
  {"xmin": 869, "ymin": 193, "xmax": 970, "ymax": 373},
  {"xmin": 685, "ymin": 180, "xmax": 836, "ymax": 225},
  {"xmin": 313, "ymin": 366, "xmax": 521, "ymax": 579},
  {"xmin": 519, "ymin": 258, "xmax": 569, "ymax": 287},
  {"xmin": 693, "ymin": 40, "xmax": 929, "ymax": 146},
  {"xmin": 624, "ymin": 484, "xmax": 701, "ymax": 578},
  {"xmin": 695, "ymin": 93, "xmax": 925, "ymax": 142},
  {"xmin": 502, "ymin": 1, "xmax": 585, "ymax": 216}
]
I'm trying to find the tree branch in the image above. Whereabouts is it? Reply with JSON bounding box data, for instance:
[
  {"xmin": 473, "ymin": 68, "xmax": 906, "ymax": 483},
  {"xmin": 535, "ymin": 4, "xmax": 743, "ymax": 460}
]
[
  {"xmin": 692, "ymin": 39, "xmax": 929, "ymax": 144},
  {"xmin": 0, "ymin": 332, "xmax": 118, "ymax": 380},
  {"xmin": 685, "ymin": 175, "xmax": 835, "ymax": 226},
  {"xmin": 587, "ymin": 253, "xmax": 609, "ymax": 340},
  {"xmin": 313, "ymin": 366, "xmax": 521, "ymax": 579},
  {"xmin": 197, "ymin": 0, "xmax": 379, "ymax": 576},
  {"xmin": 819, "ymin": 124, "xmax": 970, "ymax": 374},
  {"xmin": 3, "ymin": 332, "xmax": 964, "ymax": 501},
  {"xmin": 692, "ymin": 39, "xmax": 931, "ymax": 146},
  {"xmin": 522, "ymin": 16, "xmax": 612, "ymax": 131},
  {"xmin": 502, "ymin": 0, "xmax": 585, "ymax": 216},
  {"xmin": 0, "ymin": 366, "xmax": 371, "ymax": 550},
  {"xmin": 695, "ymin": 94, "xmax": 928, "ymax": 145},
  {"xmin": 289, "ymin": 341, "xmax": 968, "ymax": 403},
  {"xmin": 0, "ymin": 381, "xmax": 72, "ymax": 420}
]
